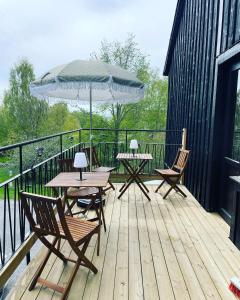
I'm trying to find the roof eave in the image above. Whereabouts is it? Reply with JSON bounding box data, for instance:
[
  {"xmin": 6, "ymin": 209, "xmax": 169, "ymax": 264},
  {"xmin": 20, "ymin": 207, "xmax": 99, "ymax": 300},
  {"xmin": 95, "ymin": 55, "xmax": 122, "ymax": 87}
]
[{"xmin": 163, "ymin": 0, "xmax": 186, "ymax": 76}]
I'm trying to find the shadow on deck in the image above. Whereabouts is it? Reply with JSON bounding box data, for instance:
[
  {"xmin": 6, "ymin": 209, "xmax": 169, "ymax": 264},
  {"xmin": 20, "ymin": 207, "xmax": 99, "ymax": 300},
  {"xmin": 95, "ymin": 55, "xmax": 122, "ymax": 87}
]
[{"xmin": 6, "ymin": 184, "xmax": 239, "ymax": 300}]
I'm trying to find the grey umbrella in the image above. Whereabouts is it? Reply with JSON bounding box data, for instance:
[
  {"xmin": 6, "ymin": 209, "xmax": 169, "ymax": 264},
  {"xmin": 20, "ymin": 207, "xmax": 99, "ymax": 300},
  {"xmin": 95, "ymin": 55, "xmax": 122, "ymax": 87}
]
[{"xmin": 30, "ymin": 59, "xmax": 145, "ymax": 169}]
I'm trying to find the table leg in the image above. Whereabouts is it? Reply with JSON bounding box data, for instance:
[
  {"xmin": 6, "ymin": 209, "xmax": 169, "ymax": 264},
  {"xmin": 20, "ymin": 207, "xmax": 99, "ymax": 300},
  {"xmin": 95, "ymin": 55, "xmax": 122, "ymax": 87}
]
[
  {"xmin": 118, "ymin": 176, "xmax": 135, "ymax": 199},
  {"xmin": 118, "ymin": 159, "xmax": 151, "ymax": 201},
  {"xmin": 119, "ymin": 160, "xmax": 134, "ymax": 192},
  {"xmin": 127, "ymin": 160, "xmax": 149, "ymax": 192},
  {"xmin": 99, "ymin": 188, "xmax": 106, "ymax": 232}
]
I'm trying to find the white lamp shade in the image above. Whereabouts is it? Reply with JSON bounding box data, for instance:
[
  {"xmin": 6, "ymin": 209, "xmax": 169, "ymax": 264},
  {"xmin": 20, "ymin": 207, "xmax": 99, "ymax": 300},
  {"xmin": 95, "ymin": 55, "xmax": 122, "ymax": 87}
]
[
  {"xmin": 130, "ymin": 139, "xmax": 138, "ymax": 149},
  {"xmin": 74, "ymin": 152, "xmax": 88, "ymax": 168}
]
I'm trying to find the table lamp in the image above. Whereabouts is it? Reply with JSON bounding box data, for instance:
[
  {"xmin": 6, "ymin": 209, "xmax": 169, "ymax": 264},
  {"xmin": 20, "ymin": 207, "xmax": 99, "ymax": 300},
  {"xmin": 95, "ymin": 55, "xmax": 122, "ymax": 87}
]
[
  {"xmin": 130, "ymin": 139, "xmax": 138, "ymax": 157},
  {"xmin": 74, "ymin": 152, "xmax": 88, "ymax": 181}
]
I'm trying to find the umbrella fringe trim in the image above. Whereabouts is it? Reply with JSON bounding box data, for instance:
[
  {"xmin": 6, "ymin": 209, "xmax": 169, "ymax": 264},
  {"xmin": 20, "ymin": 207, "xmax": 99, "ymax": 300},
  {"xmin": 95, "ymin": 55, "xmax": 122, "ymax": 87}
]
[{"xmin": 30, "ymin": 81, "xmax": 145, "ymax": 104}]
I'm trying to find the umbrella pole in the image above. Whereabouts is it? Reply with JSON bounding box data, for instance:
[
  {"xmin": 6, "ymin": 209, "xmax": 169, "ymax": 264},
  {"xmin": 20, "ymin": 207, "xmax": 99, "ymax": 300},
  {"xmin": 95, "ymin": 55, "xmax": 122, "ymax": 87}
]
[{"xmin": 90, "ymin": 84, "xmax": 93, "ymax": 172}]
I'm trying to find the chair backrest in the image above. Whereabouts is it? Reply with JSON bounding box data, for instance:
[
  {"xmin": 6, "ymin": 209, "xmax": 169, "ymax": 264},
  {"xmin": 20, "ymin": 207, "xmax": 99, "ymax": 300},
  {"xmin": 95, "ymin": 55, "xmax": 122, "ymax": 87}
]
[
  {"xmin": 82, "ymin": 146, "xmax": 100, "ymax": 168},
  {"xmin": 20, "ymin": 192, "xmax": 68, "ymax": 238},
  {"xmin": 58, "ymin": 158, "xmax": 77, "ymax": 172},
  {"xmin": 172, "ymin": 149, "xmax": 190, "ymax": 173}
]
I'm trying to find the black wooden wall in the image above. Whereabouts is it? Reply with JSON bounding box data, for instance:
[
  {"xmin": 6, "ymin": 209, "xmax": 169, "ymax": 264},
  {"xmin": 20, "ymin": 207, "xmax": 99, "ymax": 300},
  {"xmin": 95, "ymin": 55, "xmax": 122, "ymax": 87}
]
[
  {"xmin": 165, "ymin": 0, "xmax": 218, "ymax": 208},
  {"xmin": 164, "ymin": 0, "xmax": 240, "ymax": 209},
  {"xmin": 221, "ymin": 0, "xmax": 240, "ymax": 52}
]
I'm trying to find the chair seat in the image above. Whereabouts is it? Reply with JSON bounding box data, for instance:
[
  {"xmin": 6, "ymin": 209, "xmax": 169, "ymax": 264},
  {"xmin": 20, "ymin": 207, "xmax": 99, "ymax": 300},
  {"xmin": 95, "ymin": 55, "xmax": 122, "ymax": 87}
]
[
  {"xmin": 93, "ymin": 166, "xmax": 116, "ymax": 173},
  {"xmin": 155, "ymin": 168, "xmax": 180, "ymax": 176},
  {"xmin": 58, "ymin": 216, "xmax": 98, "ymax": 242},
  {"xmin": 67, "ymin": 187, "xmax": 99, "ymax": 198}
]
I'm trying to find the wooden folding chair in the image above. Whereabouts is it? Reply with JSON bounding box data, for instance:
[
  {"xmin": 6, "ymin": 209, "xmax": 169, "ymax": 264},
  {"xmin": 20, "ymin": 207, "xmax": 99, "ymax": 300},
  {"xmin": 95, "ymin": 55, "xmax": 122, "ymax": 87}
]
[
  {"xmin": 20, "ymin": 191, "xmax": 99, "ymax": 300},
  {"xmin": 155, "ymin": 149, "xmax": 190, "ymax": 199},
  {"xmin": 83, "ymin": 146, "xmax": 116, "ymax": 192}
]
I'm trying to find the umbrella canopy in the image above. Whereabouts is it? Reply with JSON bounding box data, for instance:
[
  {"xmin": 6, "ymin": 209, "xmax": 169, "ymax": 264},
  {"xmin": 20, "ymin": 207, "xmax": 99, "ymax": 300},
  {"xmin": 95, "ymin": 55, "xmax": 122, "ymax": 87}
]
[
  {"xmin": 30, "ymin": 59, "xmax": 145, "ymax": 171},
  {"xmin": 30, "ymin": 60, "xmax": 145, "ymax": 104}
]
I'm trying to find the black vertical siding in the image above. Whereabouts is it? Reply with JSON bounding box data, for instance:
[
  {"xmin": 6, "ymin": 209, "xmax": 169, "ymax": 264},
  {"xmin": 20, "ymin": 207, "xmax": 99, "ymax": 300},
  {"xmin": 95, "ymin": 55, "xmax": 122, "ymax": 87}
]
[
  {"xmin": 165, "ymin": 0, "xmax": 240, "ymax": 209},
  {"xmin": 221, "ymin": 0, "xmax": 240, "ymax": 51},
  {"xmin": 165, "ymin": 0, "xmax": 219, "ymax": 208}
]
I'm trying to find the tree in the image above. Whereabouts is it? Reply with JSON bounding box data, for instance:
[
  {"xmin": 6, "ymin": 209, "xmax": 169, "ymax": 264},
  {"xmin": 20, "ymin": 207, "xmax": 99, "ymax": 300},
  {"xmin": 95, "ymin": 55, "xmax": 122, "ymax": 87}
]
[
  {"xmin": 3, "ymin": 59, "xmax": 48, "ymax": 141},
  {"xmin": 0, "ymin": 106, "xmax": 10, "ymax": 146},
  {"xmin": 92, "ymin": 34, "xmax": 150, "ymax": 156},
  {"xmin": 40, "ymin": 103, "xmax": 80, "ymax": 135}
]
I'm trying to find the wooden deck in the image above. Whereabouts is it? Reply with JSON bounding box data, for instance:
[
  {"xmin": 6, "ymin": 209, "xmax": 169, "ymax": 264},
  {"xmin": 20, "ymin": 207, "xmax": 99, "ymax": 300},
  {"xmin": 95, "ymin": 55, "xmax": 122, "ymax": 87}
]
[{"xmin": 6, "ymin": 184, "xmax": 240, "ymax": 300}]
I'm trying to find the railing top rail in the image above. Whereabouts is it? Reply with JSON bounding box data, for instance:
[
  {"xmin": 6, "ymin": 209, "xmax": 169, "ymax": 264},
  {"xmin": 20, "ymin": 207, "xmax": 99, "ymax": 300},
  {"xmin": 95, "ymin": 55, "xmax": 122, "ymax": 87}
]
[
  {"xmin": 0, "ymin": 129, "xmax": 81, "ymax": 152},
  {"xmin": 0, "ymin": 128, "xmax": 183, "ymax": 152},
  {"xmin": 0, "ymin": 143, "xmax": 80, "ymax": 188},
  {"xmin": 81, "ymin": 128, "xmax": 183, "ymax": 133}
]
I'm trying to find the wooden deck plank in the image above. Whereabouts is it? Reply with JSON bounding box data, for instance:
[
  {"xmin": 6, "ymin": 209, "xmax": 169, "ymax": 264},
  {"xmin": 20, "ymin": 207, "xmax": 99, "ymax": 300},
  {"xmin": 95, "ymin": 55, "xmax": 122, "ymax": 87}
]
[
  {"xmin": 182, "ymin": 188, "xmax": 240, "ymax": 264},
  {"xmin": 135, "ymin": 186, "xmax": 160, "ymax": 300},
  {"xmin": 174, "ymin": 191, "xmax": 239, "ymax": 279},
  {"xmin": 6, "ymin": 184, "xmax": 240, "ymax": 300},
  {"xmin": 82, "ymin": 186, "xmax": 117, "ymax": 300},
  {"xmin": 169, "ymin": 192, "xmax": 237, "ymax": 299},
  {"xmin": 143, "ymin": 189, "xmax": 175, "ymax": 300},
  {"xmin": 113, "ymin": 187, "xmax": 129, "ymax": 300},
  {"xmin": 160, "ymin": 188, "xmax": 222, "ymax": 299},
  {"xmin": 150, "ymin": 188, "xmax": 191, "ymax": 300},
  {"xmin": 152, "ymin": 188, "xmax": 206, "ymax": 300},
  {"xmin": 97, "ymin": 187, "xmax": 122, "ymax": 300},
  {"xmin": 128, "ymin": 185, "xmax": 144, "ymax": 300}
]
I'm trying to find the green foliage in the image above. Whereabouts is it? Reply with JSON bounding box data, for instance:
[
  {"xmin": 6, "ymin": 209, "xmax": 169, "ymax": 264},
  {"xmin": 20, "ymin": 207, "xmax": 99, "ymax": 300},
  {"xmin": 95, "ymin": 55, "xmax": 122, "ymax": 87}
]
[
  {"xmin": 92, "ymin": 34, "xmax": 152, "ymax": 144},
  {"xmin": 92, "ymin": 33, "xmax": 150, "ymax": 82},
  {"xmin": 3, "ymin": 59, "xmax": 48, "ymax": 141},
  {"xmin": 0, "ymin": 106, "xmax": 10, "ymax": 146},
  {"xmin": 0, "ymin": 38, "xmax": 169, "ymax": 184},
  {"xmin": 91, "ymin": 34, "xmax": 167, "ymax": 141},
  {"xmin": 39, "ymin": 103, "xmax": 80, "ymax": 135},
  {"xmin": 0, "ymin": 35, "xmax": 168, "ymax": 148}
]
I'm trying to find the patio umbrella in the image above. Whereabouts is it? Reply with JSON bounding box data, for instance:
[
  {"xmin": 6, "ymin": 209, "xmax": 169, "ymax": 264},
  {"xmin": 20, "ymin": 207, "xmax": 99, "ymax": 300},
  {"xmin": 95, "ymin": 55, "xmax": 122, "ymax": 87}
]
[{"xmin": 30, "ymin": 59, "xmax": 145, "ymax": 169}]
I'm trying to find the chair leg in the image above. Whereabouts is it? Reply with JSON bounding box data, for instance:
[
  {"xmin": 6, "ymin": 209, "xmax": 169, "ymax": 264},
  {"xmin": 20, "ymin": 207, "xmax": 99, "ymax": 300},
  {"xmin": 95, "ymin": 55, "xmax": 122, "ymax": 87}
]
[
  {"xmin": 93, "ymin": 206, "xmax": 101, "ymax": 255},
  {"xmin": 104, "ymin": 180, "xmax": 115, "ymax": 192},
  {"xmin": 62, "ymin": 237, "xmax": 98, "ymax": 299},
  {"xmin": 73, "ymin": 240, "xmax": 98, "ymax": 274},
  {"xmin": 155, "ymin": 180, "xmax": 165, "ymax": 193},
  {"xmin": 29, "ymin": 237, "xmax": 58, "ymax": 291},
  {"xmin": 100, "ymin": 203, "xmax": 106, "ymax": 232},
  {"xmin": 97, "ymin": 226, "xmax": 101, "ymax": 256},
  {"xmin": 61, "ymin": 260, "xmax": 81, "ymax": 300},
  {"xmin": 108, "ymin": 179, "xmax": 115, "ymax": 190},
  {"xmin": 65, "ymin": 199, "xmax": 74, "ymax": 216},
  {"xmin": 175, "ymin": 185, "xmax": 187, "ymax": 197},
  {"xmin": 163, "ymin": 186, "xmax": 174, "ymax": 199}
]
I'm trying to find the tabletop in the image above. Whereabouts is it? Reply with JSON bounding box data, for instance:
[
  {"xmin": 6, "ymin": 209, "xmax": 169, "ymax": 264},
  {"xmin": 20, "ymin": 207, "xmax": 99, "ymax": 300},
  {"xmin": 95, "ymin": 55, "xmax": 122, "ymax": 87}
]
[
  {"xmin": 116, "ymin": 153, "xmax": 153, "ymax": 161},
  {"xmin": 45, "ymin": 172, "xmax": 110, "ymax": 188}
]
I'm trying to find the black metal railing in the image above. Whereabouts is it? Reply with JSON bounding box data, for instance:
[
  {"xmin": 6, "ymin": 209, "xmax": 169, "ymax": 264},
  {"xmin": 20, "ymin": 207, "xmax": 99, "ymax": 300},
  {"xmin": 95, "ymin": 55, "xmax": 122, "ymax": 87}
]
[
  {"xmin": 80, "ymin": 128, "xmax": 182, "ymax": 174},
  {"xmin": 0, "ymin": 127, "xmax": 182, "ymax": 284}
]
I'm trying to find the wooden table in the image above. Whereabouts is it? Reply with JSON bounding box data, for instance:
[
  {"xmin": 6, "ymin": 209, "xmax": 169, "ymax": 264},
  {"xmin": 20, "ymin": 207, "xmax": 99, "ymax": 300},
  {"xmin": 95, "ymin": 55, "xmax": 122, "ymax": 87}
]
[
  {"xmin": 45, "ymin": 172, "xmax": 110, "ymax": 229},
  {"xmin": 45, "ymin": 172, "xmax": 110, "ymax": 189},
  {"xmin": 116, "ymin": 153, "xmax": 153, "ymax": 201}
]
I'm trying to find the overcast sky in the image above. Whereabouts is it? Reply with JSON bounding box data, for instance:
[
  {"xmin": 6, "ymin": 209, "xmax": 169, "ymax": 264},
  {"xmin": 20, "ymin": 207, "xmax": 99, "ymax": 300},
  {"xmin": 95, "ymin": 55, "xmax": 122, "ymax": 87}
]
[{"xmin": 0, "ymin": 0, "xmax": 177, "ymax": 101}]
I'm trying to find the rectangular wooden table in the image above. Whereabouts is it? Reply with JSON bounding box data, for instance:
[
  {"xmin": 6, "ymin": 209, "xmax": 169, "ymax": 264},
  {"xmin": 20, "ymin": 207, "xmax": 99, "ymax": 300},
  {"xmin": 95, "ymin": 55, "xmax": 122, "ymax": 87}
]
[
  {"xmin": 45, "ymin": 172, "xmax": 110, "ymax": 218},
  {"xmin": 45, "ymin": 172, "xmax": 110, "ymax": 189},
  {"xmin": 116, "ymin": 153, "xmax": 153, "ymax": 201}
]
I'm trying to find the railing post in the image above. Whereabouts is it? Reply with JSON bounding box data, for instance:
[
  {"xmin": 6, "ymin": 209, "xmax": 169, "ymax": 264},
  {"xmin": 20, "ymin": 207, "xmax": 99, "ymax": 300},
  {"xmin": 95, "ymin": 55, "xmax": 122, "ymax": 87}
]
[
  {"xmin": 182, "ymin": 128, "xmax": 187, "ymax": 150},
  {"xmin": 19, "ymin": 145, "xmax": 23, "ymax": 179},
  {"xmin": 79, "ymin": 129, "xmax": 81, "ymax": 149},
  {"xmin": 60, "ymin": 134, "xmax": 63, "ymax": 158},
  {"xmin": 181, "ymin": 128, "xmax": 187, "ymax": 185},
  {"xmin": 19, "ymin": 145, "xmax": 31, "ymax": 264},
  {"xmin": 125, "ymin": 130, "xmax": 128, "ymax": 152}
]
